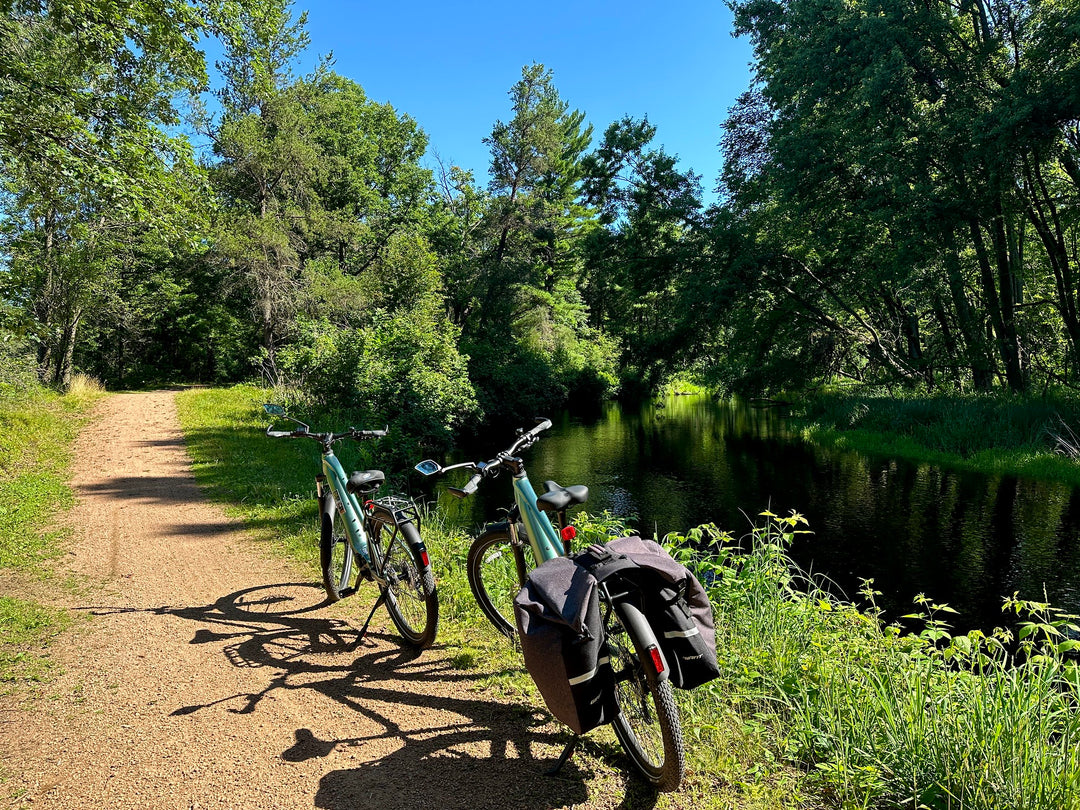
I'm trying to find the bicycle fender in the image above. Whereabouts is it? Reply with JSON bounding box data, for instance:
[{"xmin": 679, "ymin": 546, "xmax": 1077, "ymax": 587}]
[
  {"xmin": 321, "ymin": 491, "xmax": 337, "ymax": 522},
  {"xmin": 614, "ymin": 600, "xmax": 671, "ymax": 685}
]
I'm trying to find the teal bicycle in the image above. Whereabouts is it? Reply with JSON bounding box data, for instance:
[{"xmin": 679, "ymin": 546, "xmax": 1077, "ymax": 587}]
[
  {"xmin": 415, "ymin": 418, "xmax": 685, "ymax": 790},
  {"xmin": 264, "ymin": 404, "xmax": 438, "ymax": 649}
]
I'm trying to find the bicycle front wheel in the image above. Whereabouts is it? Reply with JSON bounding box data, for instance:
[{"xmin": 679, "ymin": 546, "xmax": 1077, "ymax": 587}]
[
  {"xmin": 370, "ymin": 520, "xmax": 438, "ymax": 649},
  {"xmin": 605, "ymin": 602, "xmax": 685, "ymax": 791},
  {"xmin": 320, "ymin": 500, "xmax": 354, "ymax": 602},
  {"xmin": 466, "ymin": 526, "xmax": 533, "ymax": 638}
]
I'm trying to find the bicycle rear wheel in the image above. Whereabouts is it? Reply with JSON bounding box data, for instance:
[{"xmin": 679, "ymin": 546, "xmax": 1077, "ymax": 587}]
[
  {"xmin": 605, "ymin": 601, "xmax": 685, "ymax": 791},
  {"xmin": 370, "ymin": 520, "xmax": 438, "ymax": 649},
  {"xmin": 320, "ymin": 498, "xmax": 354, "ymax": 602},
  {"xmin": 466, "ymin": 526, "xmax": 533, "ymax": 638}
]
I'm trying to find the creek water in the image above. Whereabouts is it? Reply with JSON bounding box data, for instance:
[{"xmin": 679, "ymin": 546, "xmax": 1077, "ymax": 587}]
[{"xmin": 425, "ymin": 394, "xmax": 1080, "ymax": 633}]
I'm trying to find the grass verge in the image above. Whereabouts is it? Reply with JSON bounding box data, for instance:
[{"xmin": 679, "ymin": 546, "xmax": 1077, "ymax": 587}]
[
  {"xmin": 0, "ymin": 376, "xmax": 104, "ymax": 688},
  {"xmin": 668, "ymin": 513, "xmax": 1080, "ymax": 810}
]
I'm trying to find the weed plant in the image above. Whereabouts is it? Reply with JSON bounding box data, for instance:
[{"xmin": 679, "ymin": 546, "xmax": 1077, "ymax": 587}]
[{"xmin": 665, "ymin": 512, "xmax": 1080, "ymax": 810}]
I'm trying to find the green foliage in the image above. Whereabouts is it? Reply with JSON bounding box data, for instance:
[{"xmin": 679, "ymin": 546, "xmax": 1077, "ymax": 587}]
[
  {"xmin": 0, "ymin": 0, "xmax": 220, "ymax": 388},
  {"xmin": 791, "ymin": 389, "xmax": 1080, "ymax": 485},
  {"xmin": 0, "ymin": 379, "xmax": 99, "ymax": 571},
  {"xmin": 668, "ymin": 512, "xmax": 1080, "ymax": 809},
  {"xmin": 275, "ymin": 233, "xmax": 479, "ymax": 454},
  {"xmin": 0, "ymin": 375, "xmax": 98, "ymax": 691},
  {"xmin": 715, "ymin": 0, "xmax": 1080, "ymax": 396}
]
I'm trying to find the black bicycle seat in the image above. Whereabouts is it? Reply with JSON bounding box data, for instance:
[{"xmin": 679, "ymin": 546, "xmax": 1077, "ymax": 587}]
[
  {"xmin": 347, "ymin": 469, "xmax": 385, "ymax": 494},
  {"xmin": 537, "ymin": 480, "xmax": 589, "ymax": 512}
]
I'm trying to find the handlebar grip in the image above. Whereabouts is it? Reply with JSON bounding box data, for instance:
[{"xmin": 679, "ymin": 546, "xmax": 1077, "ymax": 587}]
[
  {"xmin": 266, "ymin": 428, "xmax": 294, "ymax": 438},
  {"xmin": 350, "ymin": 428, "xmax": 388, "ymax": 440},
  {"xmin": 448, "ymin": 472, "xmax": 483, "ymax": 498}
]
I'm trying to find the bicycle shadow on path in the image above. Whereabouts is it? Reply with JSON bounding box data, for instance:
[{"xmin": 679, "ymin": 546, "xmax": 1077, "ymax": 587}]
[{"xmin": 84, "ymin": 581, "xmax": 601, "ymax": 809}]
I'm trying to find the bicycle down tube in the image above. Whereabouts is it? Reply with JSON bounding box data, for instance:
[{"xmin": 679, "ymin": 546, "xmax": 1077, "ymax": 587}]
[{"xmin": 319, "ymin": 450, "xmax": 370, "ymax": 561}]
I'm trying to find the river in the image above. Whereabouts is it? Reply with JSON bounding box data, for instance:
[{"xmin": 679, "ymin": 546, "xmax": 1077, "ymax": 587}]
[{"xmin": 426, "ymin": 394, "xmax": 1080, "ymax": 633}]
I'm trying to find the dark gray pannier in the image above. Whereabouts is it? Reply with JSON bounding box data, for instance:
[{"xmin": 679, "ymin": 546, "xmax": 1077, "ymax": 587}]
[
  {"xmin": 513, "ymin": 556, "xmax": 618, "ymax": 734},
  {"xmin": 578, "ymin": 536, "xmax": 719, "ymax": 691}
]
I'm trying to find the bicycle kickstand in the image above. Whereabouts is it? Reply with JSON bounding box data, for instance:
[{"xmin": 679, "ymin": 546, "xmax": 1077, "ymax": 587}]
[
  {"xmin": 545, "ymin": 735, "xmax": 580, "ymax": 776},
  {"xmin": 355, "ymin": 591, "xmax": 388, "ymax": 641}
]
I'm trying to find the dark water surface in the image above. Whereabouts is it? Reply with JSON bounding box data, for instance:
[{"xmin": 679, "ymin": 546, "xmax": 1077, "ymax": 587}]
[{"xmin": 425, "ymin": 395, "xmax": 1080, "ymax": 633}]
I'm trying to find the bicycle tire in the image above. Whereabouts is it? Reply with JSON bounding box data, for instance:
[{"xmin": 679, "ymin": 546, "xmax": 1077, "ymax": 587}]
[
  {"xmin": 605, "ymin": 602, "xmax": 686, "ymax": 791},
  {"xmin": 320, "ymin": 498, "xmax": 354, "ymax": 602},
  {"xmin": 466, "ymin": 526, "xmax": 533, "ymax": 638},
  {"xmin": 370, "ymin": 520, "xmax": 439, "ymax": 649}
]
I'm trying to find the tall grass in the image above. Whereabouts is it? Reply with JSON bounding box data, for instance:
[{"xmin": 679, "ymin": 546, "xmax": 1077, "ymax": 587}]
[
  {"xmin": 794, "ymin": 390, "xmax": 1080, "ymax": 486},
  {"xmin": 667, "ymin": 512, "xmax": 1080, "ymax": 810}
]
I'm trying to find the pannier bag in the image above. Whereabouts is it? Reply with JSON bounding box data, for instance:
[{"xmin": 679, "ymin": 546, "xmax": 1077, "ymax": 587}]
[
  {"xmin": 513, "ymin": 556, "xmax": 618, "ymax": 734},
  {"xmin": 514, "ymin": 536, "xmax": 720, "ymax": 735},
  {"xmin": 578, "ymin": 536, "xmax": 720, "ymax": 691}
]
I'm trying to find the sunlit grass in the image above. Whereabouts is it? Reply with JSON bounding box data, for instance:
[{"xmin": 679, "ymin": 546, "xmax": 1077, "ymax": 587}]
[
  {"xmin": 0, "ymin": 379, "xmax": 103, "ymax": 686},
  {"xmin": 0, "ymin": 597, "xmax": 71, "ymax": 690},
  {"xmin": 665, "ymin": 512, "xmax": 1080, "ymax": 810}
]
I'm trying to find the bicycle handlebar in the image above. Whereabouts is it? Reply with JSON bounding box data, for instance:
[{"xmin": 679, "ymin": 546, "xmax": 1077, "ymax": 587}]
[
  {"xmin": 442, "ymin": 417, "xmax": 552, "ymax": 497},
  {"xmin": 264, "ymin": 425, "xmax": 387, "ymax": 443},
  {"xmin": 448, "ymin": 471, "xmax": 484, "ymax": 499}
]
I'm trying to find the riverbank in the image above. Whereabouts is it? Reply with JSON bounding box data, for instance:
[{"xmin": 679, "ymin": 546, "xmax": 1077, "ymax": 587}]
[{"xmin": 787, "ymin": 388, "xmax": 1080, "ymax": 487}]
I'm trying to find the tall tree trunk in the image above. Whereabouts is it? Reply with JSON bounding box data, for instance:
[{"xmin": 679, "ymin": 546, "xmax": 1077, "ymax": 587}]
[
  {"xmin": 942, "ymin": 237, "xmax": 994, "ymax": 390},
  {"xmin": 51, "ymin": 307, "xmax": 82, "ymax": 390},
  {"xmin": 969, "ymin": 216, "xmax": 1026, "ymax": 392}
]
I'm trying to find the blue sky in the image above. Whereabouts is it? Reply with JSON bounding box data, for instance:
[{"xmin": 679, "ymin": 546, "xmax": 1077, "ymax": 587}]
[{"xmin": 218, "ymin": 1, "xmax": 756, "ymax": 200}]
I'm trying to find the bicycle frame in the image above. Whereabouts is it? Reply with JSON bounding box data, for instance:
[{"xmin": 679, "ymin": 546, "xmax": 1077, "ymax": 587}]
[
  {"xmin": 317, "ymin": 449, "xmax": 371, "ymax": 561},
  {"xmin": 511, "ymin": 474, "xmax": 565, "ymax": 564}
]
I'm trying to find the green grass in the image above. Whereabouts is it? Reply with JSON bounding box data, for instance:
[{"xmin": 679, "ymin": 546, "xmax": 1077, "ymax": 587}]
[
  {"xmin": 0, "ymin": 378, "xmax": 103, "ymax": 687},
  {"xmin": 792, "ymin": 390, "xmax": 1080, "ymax": 486},
  {"xmin": 0, "ymin": 597, "xmax": 71, "ymax": 690}
]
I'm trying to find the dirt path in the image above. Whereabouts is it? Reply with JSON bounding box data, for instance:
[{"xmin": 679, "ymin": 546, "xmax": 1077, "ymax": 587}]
[{"xmin": 0, "ymin": 391, "xmax": 623, "ymax": 809}]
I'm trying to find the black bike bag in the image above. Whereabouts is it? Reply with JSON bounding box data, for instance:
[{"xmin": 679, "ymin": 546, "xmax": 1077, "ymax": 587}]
[
  {"xmin": 513, "ymin": 556, "xmax": 618, "ymax": 734},
  {"xmin": 578, "ymin": 537, "xmax": 719, "ymax": 691}
]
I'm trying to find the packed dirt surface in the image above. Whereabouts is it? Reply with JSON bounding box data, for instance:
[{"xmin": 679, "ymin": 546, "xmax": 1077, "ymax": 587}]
[{"xmin": 0, "ymin": 391, "xmax": 636, "ymax": 809}]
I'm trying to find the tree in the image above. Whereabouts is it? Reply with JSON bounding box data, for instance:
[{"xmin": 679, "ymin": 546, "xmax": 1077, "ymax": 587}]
[
  {"xmin": 717, "ymin": 0, "xmax": 1080, "ymax": 394},
  {"xmin": 581, "ymin": 116, "xmax": 703, "ymax": 390},
  {"xmin": 202, "ymin": 0, "xmax": 320, "ymax": 381},
  {"xmin": 0, "ymin": 0, "xmax": 219, "ymax": 387}
]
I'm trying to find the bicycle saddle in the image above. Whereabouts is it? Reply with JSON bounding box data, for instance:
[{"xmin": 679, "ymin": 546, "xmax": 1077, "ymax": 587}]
[
  {"xmin": 347, "ymin": 469, "xmax": 385, "ymax": 494},
  {"xmin": 536, "ymin": 480, "xmax": 589, "ymax": 512}
]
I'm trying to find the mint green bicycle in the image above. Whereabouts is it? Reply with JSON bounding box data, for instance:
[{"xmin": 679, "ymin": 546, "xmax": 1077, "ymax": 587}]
[
  {"xmin": 415, "ymin": 418, "xmax": 685, "ymax": 790},
  {"xmin": 264, "ymin": 404, "xmax": 438, "ymax": 649}
]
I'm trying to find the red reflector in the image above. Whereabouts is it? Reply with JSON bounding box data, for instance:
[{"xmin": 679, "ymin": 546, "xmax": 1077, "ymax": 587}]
[
  {"xmin": 561, "ymin": 525, "xmax": 577, "ymax": 542},
  {"xmin": 420, "ymin": 550, "xmax": 430, "ymax": 567},
  {"xmin": 648, "ymin": 645, "xmax": 665, "ymax": 674}
]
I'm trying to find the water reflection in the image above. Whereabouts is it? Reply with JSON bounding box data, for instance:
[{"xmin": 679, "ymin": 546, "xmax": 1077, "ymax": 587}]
[{"xmin": 423, "ymin": 395, "xmax": 1080, "ymax": 633}]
